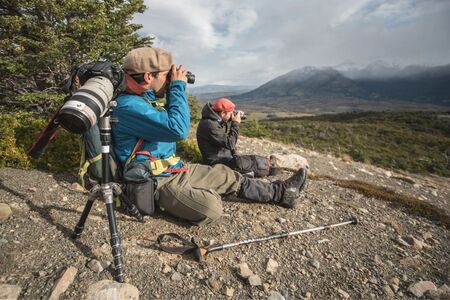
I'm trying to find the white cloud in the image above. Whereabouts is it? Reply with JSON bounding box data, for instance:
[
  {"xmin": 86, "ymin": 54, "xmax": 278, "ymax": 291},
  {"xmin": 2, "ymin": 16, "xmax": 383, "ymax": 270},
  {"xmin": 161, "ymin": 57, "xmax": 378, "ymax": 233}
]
[{"xmin": 134, "ymin": 0, "xmax": 450, "ymax": 85}]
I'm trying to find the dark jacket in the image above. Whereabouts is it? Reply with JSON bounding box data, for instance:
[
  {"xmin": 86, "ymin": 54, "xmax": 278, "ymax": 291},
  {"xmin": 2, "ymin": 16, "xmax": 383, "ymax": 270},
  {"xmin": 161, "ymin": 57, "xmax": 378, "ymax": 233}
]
[{"xmin": 196, "ymin": 103, "xmax": 239, "ymax": 164}]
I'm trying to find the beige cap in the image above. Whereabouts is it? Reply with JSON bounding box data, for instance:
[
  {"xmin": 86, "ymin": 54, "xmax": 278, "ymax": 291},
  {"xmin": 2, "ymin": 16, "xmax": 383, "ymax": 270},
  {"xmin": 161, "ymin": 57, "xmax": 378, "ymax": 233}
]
[{"xmin": 123, "ymin": 47, "xmax": 172, "ymax": 74}]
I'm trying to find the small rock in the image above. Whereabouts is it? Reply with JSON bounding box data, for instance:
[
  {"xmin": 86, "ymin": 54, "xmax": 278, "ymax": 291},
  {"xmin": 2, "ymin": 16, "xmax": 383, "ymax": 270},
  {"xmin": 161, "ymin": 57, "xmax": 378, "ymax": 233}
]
[
  {"xmin": 404, "ymin": 235, "xmax": 431, "ymax": 250},
  {"xmin": 237, "ymin": 263, "xmax": 253, "ymax": 279},
  {"xmin": 276, "ymin": 217, "xmax": 287, "ymax": 224},
  {"xmin": 171, "ymin": 272, "xmax": 182, "ymax": 281},
  {"xmin": 383, "ymin": 285, "xmax": 395, "ymax": 298},
  {"xmin": 426, "ymin": 284, "xmax": 450, "ymax": 299},
  {"xmin": 248, "ymin": 275, "xmax": 262, "ymax": 286},
  {"xmin": 374, "ymin": 255, "xmax": 383, "ymax": 264},
  {"xmin": 176, "ymin": 262, "xmax": 191, "ymax": 275},
  {"xmin": 93, "ymin": 243, "xmax": 111, "ymax": 259},
  {"xmin": 359, "ymin": 208, "xmax": 369, "ymax": 214},
  {"xmin": 49, "ymin": 266, "xmax": 78, "ymax": 300},
  {"xmin": 396, "ymin": 236, "xmax": 411, "ymax": 247},
  {"xmin": 400, "ymin": 256, "xmax": 420, "ymax": 268},
  {"xmin": 87, "ymin": 259, "xmax": 103, "ymax": 273},
  {"xmin": 422, "ymin": 232, "xmax": 433, "ymax": 240},
  {"xmin": 431, "ymin": 190, "xmax": 438, "ymax": 197},
  {"xmin": 341, "ymin": 154, "xmax": 352, "ymax": 162},
  {"xmin": 407, "ymin": 281, "xmax": 437, "ymax": 297},
  {"xmin": 100, "ymin": 261, "xmax": 111, "ymax": 270},
  {"xmin": 0, "ymin": 203, "xmax": 13, "ymax": 222},
  {"xmin": 225, "ymin": 287, "xmax": 234, "ymax": 297},
  {"xmin": 70, "ymin": 182, "xmax": 86, "ymax": 192},
  {"xmin": 207, "ymin": 278, "xmax": 222, "ymax": 292},
  {"xmin": 0, "ymin": 284, "xmax": 21, "ymax": 300},
  {"xmin": 391, "ymin": 285, "xmax": 399, "ymax": 293},
  {"xmin": 268, "ymin": 291, "xmax": 286, "ymax": 300},
  {"xmin": 310, "ymin": 259, "xmax": 320, "ymax": 269},
  {"xmin": 369, "ymin": 277, "xmax": 378, "ymax": 284},
  {"xmin": 304, "ymin": 291, "xmax": 312, "ymax": 298},
  {"xmin": 318, "ymin": 239, "xmax": 329, "ymax": 244},
  {"xmin": 85, "ymin": 280, "xmax": 139, "ymax": 300},
  {"xmin": 28, "ymin": 187, "xmax": 37, "ymax": 192},
  {"xmin": 389, "ymin": 277, "xmax": 400, "ymax": 286},
  {"xmin": 162, "ymin": 265, "xmax": 172, "ymax": 274},
  {"xmin": 266, "ymin": 258, "xmax": 279, "ymax": 275},
  {"xmin": 337, "ymin": 288, "xmax": 350, "ymax": 299},
  {"xmin": 305, "ymin": 250, "xmax": 313, "ymax": 258}
]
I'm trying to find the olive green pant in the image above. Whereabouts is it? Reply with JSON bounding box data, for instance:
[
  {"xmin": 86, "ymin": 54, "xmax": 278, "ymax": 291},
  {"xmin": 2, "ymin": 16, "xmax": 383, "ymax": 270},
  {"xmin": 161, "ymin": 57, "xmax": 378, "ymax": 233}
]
[{"xmin": 157, "ymin": 164, "xmax": 242, "ymax": 225}]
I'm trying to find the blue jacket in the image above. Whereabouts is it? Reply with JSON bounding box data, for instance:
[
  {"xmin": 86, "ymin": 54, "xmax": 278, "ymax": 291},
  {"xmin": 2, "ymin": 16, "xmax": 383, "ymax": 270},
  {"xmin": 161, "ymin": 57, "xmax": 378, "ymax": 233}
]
[{"xmin": 111, "ymin": 80, "xmax": 190, "ymax": 176}]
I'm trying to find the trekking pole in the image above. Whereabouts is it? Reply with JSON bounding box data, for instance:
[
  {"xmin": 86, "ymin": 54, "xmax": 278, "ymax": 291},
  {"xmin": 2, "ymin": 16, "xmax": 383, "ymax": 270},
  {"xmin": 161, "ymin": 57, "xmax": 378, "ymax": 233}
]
[{"xmin": 157, "ymin": 218, "xmax": 357, "ymax": 261}]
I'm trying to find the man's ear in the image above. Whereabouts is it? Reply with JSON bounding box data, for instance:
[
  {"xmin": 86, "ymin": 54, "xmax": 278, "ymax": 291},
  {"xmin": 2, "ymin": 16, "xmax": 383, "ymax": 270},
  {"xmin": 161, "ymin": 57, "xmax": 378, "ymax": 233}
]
[{"xmin": 143, "ymin": 72, "xmax": 152, "ymax": 84}]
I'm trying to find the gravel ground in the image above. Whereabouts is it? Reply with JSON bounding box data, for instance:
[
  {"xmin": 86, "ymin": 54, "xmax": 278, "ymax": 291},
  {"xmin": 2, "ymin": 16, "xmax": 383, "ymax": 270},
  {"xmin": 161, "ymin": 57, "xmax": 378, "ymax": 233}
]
[{"xmin": 0, "ymin": 136, "xmax": 449, "ymax": 299}]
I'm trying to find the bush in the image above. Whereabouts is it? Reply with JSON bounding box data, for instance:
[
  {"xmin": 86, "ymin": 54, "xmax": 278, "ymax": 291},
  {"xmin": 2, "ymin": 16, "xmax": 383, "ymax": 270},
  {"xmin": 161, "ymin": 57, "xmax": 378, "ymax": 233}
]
[
  {"xmin": 176, "ymin": 139, "xmax": 202, "ymax": 163},
  {"xmin": 0, "ymin": 111, "xmax": 80, "ymax": 172},
  {"xmin": 240, "ymin": 114, "xmax": 270, "ymax": 138}
]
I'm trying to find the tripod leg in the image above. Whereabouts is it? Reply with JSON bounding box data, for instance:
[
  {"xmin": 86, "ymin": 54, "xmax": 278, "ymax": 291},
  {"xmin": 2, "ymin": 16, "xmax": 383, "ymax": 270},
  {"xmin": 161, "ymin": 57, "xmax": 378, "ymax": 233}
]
[
  {"xmin": 72, "ymin": 186, "xmax": 100, "ymax": 239},
  {"xmin": 103, "ymin": 184, "xmax": 125, "ymax": 283}
]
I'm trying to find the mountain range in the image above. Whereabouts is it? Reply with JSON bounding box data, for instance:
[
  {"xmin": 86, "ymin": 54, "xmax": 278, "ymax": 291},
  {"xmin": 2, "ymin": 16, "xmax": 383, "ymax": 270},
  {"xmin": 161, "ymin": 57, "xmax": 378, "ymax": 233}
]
[{"xmin": 190, "ymin": 62, "xmax": 450, "ymax": 113}]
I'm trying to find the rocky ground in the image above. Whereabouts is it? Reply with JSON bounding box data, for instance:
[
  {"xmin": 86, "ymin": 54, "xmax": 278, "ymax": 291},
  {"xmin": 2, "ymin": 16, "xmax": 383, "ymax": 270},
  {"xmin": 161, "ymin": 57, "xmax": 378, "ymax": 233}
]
[{"xmin": 0, "ymin": 136, "xmax": 449, "ymax": 299}]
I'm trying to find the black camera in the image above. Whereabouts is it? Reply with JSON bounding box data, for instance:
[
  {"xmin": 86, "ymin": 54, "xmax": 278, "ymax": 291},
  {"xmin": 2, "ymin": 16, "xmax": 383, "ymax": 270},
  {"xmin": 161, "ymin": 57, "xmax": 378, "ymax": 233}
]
[
  {"xmin": 167, "ymin": 70, "xmax": 195, "ymax": 84},
  {"xmin": 233, "ymin": 110, "xmax": 246, "ymax": 120},
  {"xmin": 186, "ymin": 71, "xmax": 195, "ymax": 84}
]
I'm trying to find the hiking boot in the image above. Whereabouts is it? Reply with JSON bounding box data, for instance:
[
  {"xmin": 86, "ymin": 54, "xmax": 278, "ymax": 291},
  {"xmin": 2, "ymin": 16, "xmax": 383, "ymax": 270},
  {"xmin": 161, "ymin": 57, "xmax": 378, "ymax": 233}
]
[{"xmin": 279, "ymin": 167, "xmax": 308, "ymax": 208}]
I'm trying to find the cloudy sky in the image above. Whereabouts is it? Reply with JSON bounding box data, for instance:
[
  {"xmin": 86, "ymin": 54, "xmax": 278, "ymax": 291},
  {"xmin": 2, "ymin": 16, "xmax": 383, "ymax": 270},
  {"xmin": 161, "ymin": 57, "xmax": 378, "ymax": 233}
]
[{"xmin": 134, "ymin": 0, "xmax": 450, "ymax": 86}]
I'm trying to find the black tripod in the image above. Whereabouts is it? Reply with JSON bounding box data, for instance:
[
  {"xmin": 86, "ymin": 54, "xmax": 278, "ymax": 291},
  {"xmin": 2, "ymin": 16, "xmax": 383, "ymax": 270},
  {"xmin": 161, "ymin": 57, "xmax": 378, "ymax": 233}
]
[{"xmin": 71, "ymin": 106, "xmax": 143, "ymax": 282}]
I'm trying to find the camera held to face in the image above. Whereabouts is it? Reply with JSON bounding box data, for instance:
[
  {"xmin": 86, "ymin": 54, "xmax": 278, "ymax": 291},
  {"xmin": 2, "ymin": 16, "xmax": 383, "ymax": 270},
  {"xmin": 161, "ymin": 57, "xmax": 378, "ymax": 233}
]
[{"xmin": 233, "ymin": 110, "xmax": 246, "ymax": 120}]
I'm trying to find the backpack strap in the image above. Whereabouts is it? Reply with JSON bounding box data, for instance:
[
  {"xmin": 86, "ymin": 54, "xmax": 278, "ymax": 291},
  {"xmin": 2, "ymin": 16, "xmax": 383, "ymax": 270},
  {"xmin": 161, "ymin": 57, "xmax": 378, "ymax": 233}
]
[{"xmin": 124, "ymin": 138, "xmax": 188, "ymax": 176}]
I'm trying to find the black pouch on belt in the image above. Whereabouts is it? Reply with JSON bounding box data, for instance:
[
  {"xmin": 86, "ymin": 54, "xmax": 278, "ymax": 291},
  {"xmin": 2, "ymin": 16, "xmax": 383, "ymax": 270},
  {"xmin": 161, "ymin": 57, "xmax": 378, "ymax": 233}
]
[{"xmin": 123, "ymin": 161, "xmax": 156, "ymax": 215}]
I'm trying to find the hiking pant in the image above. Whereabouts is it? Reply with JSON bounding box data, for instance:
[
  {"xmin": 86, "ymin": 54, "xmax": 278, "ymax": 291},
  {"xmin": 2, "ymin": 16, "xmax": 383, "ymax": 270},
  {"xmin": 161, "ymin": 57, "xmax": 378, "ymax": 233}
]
[
  {"xmin": 213, "ymin": 155, "xmax": 271, "ymax": 177},
  {"xmin": 157, "ymin": 164, "xmax": 284, "ymax": 225}
]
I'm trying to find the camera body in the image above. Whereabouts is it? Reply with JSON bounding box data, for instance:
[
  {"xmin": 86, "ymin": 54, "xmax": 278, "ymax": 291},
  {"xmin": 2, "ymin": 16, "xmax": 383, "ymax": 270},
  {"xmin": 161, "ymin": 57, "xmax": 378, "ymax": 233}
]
[{"xmin": 233, "ymin": 110, "xmax": 246, "ymax": 120}]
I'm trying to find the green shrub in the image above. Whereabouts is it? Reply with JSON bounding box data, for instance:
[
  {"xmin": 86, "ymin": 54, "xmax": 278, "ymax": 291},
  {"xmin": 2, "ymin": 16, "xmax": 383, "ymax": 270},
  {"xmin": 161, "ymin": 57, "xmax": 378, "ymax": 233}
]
[
  {"xmin": 0, "ymin": 111, "xmax": 80, "ymax": 172},
  {"xmin": 240, "ymin": 114, "xmax": 270, "ymax": 138},
  {"xmin": 0, "ymin": 114, "xmax": 31, "ymax": 169},
  {"xmin": 176, "ymin": 139, "xmax": 202, "ymax": 163}
]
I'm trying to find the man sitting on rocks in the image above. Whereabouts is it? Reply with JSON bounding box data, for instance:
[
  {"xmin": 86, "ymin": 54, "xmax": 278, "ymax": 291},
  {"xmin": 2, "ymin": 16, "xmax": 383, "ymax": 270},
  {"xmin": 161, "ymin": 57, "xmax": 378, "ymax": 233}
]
[
  {"xmin": 112, "ymin": 47, "xmax": 308, "ymax": 225},
  {"xmin": 196, "ymin": 98, "xmax": 277, "ymax": 178}
]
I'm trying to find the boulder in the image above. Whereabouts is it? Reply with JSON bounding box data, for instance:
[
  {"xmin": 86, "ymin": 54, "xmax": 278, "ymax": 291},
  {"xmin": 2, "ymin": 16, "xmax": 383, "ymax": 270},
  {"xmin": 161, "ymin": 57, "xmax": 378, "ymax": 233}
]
[
  {"xmin": 85, "ymin": 280, "xmax": 139, "ymax": 300},
  {"xmin": 408, "ymin": 281, "xmax": 437, "ymax": 298},
  {"xmin": 269, "ymin": 154, "xmax": 309, "ymax": 171},
  {"xmin": 0, "ymin": 284, "xmax": 21, "ymax": 300},
  {"xmin": 0, "ymin": 203, "xmax": 13, "ymax": 223}
]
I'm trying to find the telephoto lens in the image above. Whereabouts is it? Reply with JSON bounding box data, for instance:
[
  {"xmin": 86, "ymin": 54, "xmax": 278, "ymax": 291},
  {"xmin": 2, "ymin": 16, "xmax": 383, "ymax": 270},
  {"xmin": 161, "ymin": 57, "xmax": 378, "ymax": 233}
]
[{"xmin": 58, "ymin": 76, "xmax": 114, "ymax": 134}]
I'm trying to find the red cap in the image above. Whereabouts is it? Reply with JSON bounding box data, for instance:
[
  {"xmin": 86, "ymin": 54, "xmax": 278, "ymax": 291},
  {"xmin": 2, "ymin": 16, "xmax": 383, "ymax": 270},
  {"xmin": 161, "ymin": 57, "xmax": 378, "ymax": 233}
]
[{"xmin": 211, "ymin": 98, "xmax": 235, "ymax": 112}]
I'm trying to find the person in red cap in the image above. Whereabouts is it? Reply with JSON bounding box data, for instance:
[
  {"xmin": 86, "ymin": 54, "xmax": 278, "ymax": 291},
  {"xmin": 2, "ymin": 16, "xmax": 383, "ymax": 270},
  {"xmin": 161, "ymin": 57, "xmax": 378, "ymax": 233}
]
[{"xmin": 197, "ymin": 98, "xmax": 275, "ymax": 178}]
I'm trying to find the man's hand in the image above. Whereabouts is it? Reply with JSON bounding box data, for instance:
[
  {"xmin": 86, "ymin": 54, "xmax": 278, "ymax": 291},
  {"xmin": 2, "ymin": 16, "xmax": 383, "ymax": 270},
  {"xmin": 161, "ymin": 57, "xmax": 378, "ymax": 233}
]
[
  {"xmin": 232, "ymin": 111, "xmax": 241, "ymax": 123},
  {"xmin": 170, "ymin": 64, "xmax": 187, "ymax": 83}
]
